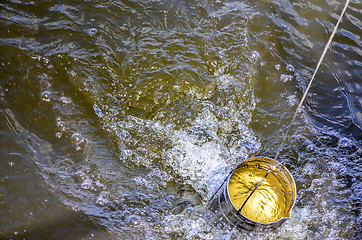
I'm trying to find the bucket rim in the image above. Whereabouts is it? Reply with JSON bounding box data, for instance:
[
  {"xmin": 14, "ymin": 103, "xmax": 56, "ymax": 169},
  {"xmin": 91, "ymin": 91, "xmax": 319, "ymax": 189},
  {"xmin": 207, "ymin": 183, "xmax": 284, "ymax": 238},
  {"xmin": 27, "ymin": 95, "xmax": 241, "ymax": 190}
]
[{"xmin": 226, "ymin": 156, "xmax": 297, "ymax": 225}]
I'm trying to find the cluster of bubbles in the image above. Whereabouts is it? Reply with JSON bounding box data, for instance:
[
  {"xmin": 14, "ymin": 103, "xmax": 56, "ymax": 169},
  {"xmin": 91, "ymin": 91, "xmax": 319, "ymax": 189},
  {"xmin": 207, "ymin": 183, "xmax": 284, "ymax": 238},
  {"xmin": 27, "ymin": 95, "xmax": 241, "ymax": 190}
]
[{"xmin": 40, "ymin": 88, "xmax": 88, "ymax": 152}]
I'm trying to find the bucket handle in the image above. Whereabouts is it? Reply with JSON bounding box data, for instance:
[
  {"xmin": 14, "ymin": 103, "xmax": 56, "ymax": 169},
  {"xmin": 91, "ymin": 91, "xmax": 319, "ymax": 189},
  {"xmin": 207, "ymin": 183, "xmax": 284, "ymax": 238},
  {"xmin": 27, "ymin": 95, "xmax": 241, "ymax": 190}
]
[{"xmin": 208, "ymin": 169, "xmax": 234, "ymax": 206}]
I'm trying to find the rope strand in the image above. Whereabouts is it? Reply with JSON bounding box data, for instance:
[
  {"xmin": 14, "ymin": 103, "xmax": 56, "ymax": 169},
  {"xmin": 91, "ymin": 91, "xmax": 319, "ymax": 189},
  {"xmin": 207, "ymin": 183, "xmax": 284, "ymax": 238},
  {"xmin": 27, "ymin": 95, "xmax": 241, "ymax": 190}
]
[
  {"xmin": 237, "ymin": 0, "xmax": 351, "ymax": 213},
  {"xmin": 271, "ymin": 0, "xmax": 351, "ymax": 167}
]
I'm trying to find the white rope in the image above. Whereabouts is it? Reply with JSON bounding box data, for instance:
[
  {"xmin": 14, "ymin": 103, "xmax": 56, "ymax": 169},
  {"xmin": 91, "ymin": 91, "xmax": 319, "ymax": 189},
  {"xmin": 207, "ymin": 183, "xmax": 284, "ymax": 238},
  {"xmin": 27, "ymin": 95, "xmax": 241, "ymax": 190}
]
[{"xmin": 272, "ymin": 0, "xmax": 351, "ymax": 166}]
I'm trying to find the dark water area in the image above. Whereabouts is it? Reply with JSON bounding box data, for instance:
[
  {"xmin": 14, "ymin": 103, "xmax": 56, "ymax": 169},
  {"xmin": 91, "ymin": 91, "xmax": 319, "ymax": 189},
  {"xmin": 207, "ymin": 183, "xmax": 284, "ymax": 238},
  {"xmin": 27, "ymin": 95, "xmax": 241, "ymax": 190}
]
[{"xmin": 0, "ymin": 0, "xmax": 361, "ymax": 239}]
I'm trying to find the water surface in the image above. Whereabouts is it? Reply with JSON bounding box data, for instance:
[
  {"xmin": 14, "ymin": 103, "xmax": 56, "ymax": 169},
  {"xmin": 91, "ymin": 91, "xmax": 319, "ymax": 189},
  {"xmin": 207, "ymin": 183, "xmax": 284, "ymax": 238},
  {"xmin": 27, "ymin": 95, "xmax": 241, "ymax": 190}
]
[{"xmin": 0, "ymin": 0, "xmax": 361, "ymax": 239}]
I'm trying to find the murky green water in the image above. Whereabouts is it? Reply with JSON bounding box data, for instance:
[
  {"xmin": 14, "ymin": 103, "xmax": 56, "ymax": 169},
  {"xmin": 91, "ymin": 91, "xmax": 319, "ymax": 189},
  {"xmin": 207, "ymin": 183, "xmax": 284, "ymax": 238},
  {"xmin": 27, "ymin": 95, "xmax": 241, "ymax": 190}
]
[{"xmin": 1, "ymin": 0, "xmax": 361, "ymax": 239}]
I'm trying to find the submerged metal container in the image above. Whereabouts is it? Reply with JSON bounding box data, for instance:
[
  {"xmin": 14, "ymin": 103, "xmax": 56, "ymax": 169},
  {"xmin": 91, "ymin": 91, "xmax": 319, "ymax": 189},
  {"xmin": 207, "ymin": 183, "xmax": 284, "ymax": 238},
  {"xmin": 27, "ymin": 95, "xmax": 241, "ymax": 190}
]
[{"xmin": 208, "ymin": 157, "xmax": 296, "ymax": 232}]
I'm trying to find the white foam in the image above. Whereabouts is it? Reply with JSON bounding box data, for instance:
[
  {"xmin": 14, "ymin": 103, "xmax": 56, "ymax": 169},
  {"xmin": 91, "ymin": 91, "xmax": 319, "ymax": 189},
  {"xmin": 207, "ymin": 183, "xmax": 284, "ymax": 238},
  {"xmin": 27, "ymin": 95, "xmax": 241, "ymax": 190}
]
[
  {"xmin": 165, "ymin": 131, "xmax": 230, "ymax": 199},
  {"xmin": 158, "ymin": 105, "xmax": 260, "ymax": 199}
]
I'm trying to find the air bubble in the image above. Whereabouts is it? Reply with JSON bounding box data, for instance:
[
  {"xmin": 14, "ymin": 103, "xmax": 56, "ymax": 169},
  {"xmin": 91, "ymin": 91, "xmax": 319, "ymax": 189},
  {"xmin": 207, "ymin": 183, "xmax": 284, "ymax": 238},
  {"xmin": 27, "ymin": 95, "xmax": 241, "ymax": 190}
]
[
  {"xmin": 56, "ymin": 120, "xmax": 66, "ymax": 131},
  {"xmin": 50, "ymin": 5, "xmax": 63, "ymax": 12},
  {"xmin": 280, "ymin": 74, "xmax": 293, "ymax": 82},
  {"xmin": 286, "ymin": 64, "xmax": 295, "ymax": 72},
  {"xmin": 123, "ymin": 210, "xmax": 131, "ymax": 216},
  {"xmin": 275, "ymin": 64, "xmax": 281, "ymax": 70},
  {"xmin": 127, "ymin": 215, "xmax": 141, "ymax": 226},
  {"xmin": 96, "ymin": 192, "xmax": 110, "ymax": 205},
  {"xmin": 81, "ymin": 179, "xmax": 92, "ymax": 190},
  {"xmin": 122, "ymin": 149, "xmax": 133, "ymax": 158},
  {"xmin": 43, "ymin": 57, "xmax": 50, "ymax": 64},
  {"xmin": 88, "ymin": 28, "xmax": 98, "ymax": 36},
  {"xmin": 202, "ymin": 101, "xmax": 215, "ymax": 111},
  {"xmin": 311, "ymin": 178, "xmax": 324, "ymax": 187},
  {"xmin": 306, "ymin": 144, "xmax": 315, "ymax": 151},
  {"xmin": 93, "ymin": 104, "xmax": 103, "ymax": 118},
  {"xmin": 71, "ymin": 132, "xmax": 84, "ymax": 145},
  {"xmin": 74, "ymin": 171, "xmax": 86, "ymax": 182},
  {"xmin": 338, "ymin": 138, "xmax": 352, "ymax": 148},
  {"xmin": 60, "ymin": 96, "xmax": 72, "ymax": 104},
  {"xmin": 55, "ymin": 132, "xmax": 62, "ymax": 138},
  {"xmin": 321, "ymin": 172, "xmax": 329, "ymax": 178},
  {"xmin": 286, "ymin": 95, "xmax": 297, "ymax": 106},
  {"xmin": 138, "ymin": 193, "xmax": 150, "ymax": 204},
  {"xmin": 250, "ymin": 50, "xmax": 261, "ymax": 61},
  {"xmin": 8, "ymin": 162, "xmax": 15, "ymax": 167},
  {"xmin": 173, "ymin": 85, "xmax": 181, "ymax": 93},
  {"xmin": 41, "ymin": 91, "xmax": 51, "ymax": 102},
  {"xmin": 167, "ymin": 195, "xmax": 175, "ymax": 202}
]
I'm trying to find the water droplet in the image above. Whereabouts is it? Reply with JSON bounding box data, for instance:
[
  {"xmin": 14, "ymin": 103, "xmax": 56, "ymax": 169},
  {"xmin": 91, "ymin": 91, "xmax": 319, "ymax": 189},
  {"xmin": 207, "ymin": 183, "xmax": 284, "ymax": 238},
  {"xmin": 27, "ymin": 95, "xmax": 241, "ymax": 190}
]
[
  {"xmin": 55, "ymin": 132, "xmax": 62, "ymax": 138},
  {"xmin": 8, "ymin": 162, "xmax": 15, "ymax": 167},
  {"xmin": 41, "ymin": 91, "xmax": 51, "ymax": 102},
  {"xmin": 275, "ymin": 64, "xmax": 281, "ymax": 70}
]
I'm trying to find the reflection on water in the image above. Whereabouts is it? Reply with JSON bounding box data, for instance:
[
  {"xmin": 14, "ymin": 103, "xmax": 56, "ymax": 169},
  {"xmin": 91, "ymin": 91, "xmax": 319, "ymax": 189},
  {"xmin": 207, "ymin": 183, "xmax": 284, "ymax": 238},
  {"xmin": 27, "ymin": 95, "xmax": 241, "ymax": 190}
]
[{"xmin": 0, "ymin": 0, "xmax": 361, "ymax": 239}]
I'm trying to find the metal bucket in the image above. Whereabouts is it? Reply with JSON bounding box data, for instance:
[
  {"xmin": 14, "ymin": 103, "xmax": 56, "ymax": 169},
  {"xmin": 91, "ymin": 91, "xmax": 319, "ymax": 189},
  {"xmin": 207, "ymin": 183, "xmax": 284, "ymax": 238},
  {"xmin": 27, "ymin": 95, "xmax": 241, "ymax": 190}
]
[{"xmin": 208, "ymin": 157, "xmax": 296, "ymax": 232}]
